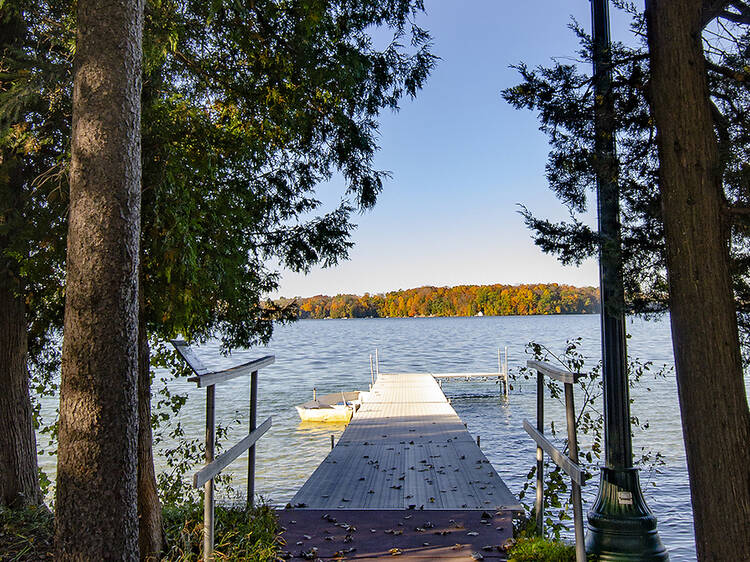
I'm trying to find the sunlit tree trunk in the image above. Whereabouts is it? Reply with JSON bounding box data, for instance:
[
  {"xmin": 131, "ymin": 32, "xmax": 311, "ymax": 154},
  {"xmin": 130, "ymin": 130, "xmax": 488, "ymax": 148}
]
[
  {"xmin": 55, "ymin": 0, "xmax": 144, "ymax": 558},
  {"xmin": 646, "ymin": 1, "xmax": 750, "ymax": 559}
]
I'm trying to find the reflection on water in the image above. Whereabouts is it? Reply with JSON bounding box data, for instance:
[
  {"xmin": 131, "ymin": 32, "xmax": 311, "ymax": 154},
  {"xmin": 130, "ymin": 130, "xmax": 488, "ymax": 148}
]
[
  {"xmin": 35, "ymin": 314, "xmax": 743, "ymax": 561},
  {"xmin": 296, "ymin": 421, "xmax": 349, "ymax": 433}
]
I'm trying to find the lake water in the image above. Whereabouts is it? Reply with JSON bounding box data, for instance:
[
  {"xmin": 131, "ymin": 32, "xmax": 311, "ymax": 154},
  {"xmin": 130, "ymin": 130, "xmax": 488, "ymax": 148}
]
[{"xmin": 38, "ymin": 314, "xmax": 749, "ymax": 560}]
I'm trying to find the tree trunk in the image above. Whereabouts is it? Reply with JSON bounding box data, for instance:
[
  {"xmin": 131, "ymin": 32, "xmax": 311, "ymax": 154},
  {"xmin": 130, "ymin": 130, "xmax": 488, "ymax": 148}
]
[
  {"xmin": 646, "ymin": 1, "xmax": 750, "ymax": 560},
  {"xmin": 138, "ymin": 264, "xmax": 163, "ymax": 561},
  {"xmin": 54, "ymin": 0, "xmax": 144, "ymax": 558},
  {"xmin": 0, "ymin": 0, "xmax": 43, "ymax": 513},
  {"xmin": 0, "ymin": 262, "xmax": 42, "ymax": 508}
]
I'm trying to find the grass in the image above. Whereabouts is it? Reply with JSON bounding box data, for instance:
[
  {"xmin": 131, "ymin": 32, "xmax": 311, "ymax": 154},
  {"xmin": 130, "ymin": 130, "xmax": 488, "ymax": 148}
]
[
  {"xmin": 506, "ymin": 536, "xmax": 578, "ymax": 561},
  {"xmin": 0, "ymin": 504, "xmax": 54, "ymax": 561},
  {"xmin": 0, "ymin": 501, "xmax": 280, "ymax": 561},
  {"xmin": 505, "ymin": 514, "xmax": 599, "ymax": 562},
  {"xmin": 162, "ymin": 501, "xmax": 280, "ymax": 561}
]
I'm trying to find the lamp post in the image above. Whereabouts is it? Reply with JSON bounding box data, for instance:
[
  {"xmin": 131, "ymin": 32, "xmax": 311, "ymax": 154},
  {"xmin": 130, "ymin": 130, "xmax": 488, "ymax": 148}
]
[{"xmin": 585, "ymin": 1, "xmax": 668, "ymax": 559}]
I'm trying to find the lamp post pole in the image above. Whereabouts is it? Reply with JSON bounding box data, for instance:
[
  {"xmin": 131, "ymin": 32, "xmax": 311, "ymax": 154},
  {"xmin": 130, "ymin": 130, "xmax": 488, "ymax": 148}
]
[{"xmin": 585, "ymin": 1, "xmax": 668, "ymax": 559}]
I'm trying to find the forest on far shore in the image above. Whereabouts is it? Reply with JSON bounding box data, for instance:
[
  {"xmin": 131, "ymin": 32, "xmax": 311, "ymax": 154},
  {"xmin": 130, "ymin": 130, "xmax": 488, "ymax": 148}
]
[{"xmin": 278, "ymin": 283, "xmax": 600, "ymax": 319}]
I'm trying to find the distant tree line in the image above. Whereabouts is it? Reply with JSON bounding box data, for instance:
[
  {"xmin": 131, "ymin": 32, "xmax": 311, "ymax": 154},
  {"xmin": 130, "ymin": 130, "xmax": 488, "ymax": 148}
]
[{"xmin": 283, "ymin": 284, "xmax": 600, "ymax": 319}]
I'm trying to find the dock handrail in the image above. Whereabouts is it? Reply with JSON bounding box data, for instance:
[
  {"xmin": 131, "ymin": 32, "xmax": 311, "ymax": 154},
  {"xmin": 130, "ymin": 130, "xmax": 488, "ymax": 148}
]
[
  {"xmin": 523, "ymin": 359, "xmax": 586, "ymax": 562},
  {"xmin": 171, "ymin": 339, "xmax": 274, "ymax": 561},
  {"xmin": 430, "ymin": 347, "xmax": 510, "ymax": 397}
]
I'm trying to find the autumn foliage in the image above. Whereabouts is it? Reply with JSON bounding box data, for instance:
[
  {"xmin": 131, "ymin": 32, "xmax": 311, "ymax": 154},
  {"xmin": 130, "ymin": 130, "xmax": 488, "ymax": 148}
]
[{"xmin": 287, "ymin": 284, "xmax": 600, "ymax": 319}]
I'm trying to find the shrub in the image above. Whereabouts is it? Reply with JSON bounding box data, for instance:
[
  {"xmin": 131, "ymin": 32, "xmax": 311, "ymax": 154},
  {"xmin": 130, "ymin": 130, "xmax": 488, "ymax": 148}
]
[
  {"xmin": 507, "ymin": 536, "xmax": 577, "ymax": 561},
  {"xmin": 0, "ymin": 500, "xmax": 280, "ymax": 561},
  {"xmin": 161, "ymin": 500, "xmax": 280, "ymax": 561}
]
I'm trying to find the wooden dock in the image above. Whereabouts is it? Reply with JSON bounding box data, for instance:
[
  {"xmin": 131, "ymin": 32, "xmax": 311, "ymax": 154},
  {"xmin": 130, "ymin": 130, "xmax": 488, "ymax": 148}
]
[{"xmin": 279, "ymin": 373, "xmax": 521, "ymax": 560}]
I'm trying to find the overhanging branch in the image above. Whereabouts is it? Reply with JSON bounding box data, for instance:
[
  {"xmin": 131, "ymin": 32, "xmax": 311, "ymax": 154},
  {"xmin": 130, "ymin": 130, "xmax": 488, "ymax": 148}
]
[{"xmin": 702, "ymin": 0, "xmax": 750, "ymax": 28}]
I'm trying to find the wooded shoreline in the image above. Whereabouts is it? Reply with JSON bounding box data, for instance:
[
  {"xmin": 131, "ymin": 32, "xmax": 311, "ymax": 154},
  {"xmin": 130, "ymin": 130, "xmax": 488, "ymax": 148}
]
[{"xmin": 278, "ymin": 283, "xmax": 600, "ymax": 319}]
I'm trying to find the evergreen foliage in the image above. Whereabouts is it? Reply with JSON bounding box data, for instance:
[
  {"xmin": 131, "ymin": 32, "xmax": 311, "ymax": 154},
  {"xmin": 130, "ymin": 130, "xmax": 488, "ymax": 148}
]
[
  {"xmin": 0, "ymin": 0, "xmax": 73, "ymax": 509},
  {"xmin": 502, "ymin": 2, "xmax": 750, "ymax": 337},
  {"xmin": 2, "ymin": 0, "xmax": 436, "ymax": 549},
  {"xmin": 3, "ymin": 0, "xmax": 436, "ymax": 371},
  {"xmin": 0, "ymin": 0, "xmax": 72, "ymax": 372},
  {"xmin": 140, "ymin": 0, "xmax": 436, "ymax": 350}
]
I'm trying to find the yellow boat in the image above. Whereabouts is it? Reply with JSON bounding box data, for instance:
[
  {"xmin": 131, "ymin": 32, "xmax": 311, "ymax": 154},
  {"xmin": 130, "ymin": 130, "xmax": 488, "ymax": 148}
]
[{"xmin": 295, "ymin": 390, "xmax": 368, "ymax": 423}]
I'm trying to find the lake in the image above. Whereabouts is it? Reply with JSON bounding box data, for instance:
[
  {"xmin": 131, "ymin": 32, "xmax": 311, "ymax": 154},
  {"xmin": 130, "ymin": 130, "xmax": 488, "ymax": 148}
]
[{"xmin": 38, "ymin": 313, "xmax": 746, "ymax": 560}]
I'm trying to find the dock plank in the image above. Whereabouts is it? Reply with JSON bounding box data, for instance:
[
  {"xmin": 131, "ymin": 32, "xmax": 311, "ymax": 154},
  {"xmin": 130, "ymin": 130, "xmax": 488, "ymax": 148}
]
[{"xmin": 291, "ymin": 373, "xmax": 521, "ymax": 512}]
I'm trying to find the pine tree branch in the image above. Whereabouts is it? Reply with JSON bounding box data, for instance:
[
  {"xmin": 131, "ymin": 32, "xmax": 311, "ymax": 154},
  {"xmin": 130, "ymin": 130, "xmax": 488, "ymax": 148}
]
[
  {"xmin": 703, "ymin": 0, "xmax": 734, "ymax": 27},
  {"xmin": 703, "ymin": 0, "xmax": 750, "ymax": 27},
  {"xmin": 705, "ymin": 59, "xmax": 750, "ymax": 83},
  {"xmin": 718, "ymin": 9, "xmax": 750, "ymax": 24}
]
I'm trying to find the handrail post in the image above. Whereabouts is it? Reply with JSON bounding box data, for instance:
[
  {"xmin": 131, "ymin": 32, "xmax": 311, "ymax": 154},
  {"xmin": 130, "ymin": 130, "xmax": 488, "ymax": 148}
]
[
  {"xmin": 535, "ymin": 368, "xmax": 544, "ymax": 536},
  {"xmin": 248, "ymin": 370, "xmax": 258, "ymax": 508},
  {"xmin": 526, "ymin": 360, "xmax": 586, "ymax": 561},
  {"xmin": 171, "ymin": 340, "xmax": 274, "ymax": 559},
  {"xmin": 204, "ymin": 384, "xmax": 216, "ymax": 560},
  {"xmin": 564, "ymin": 381, "xmax": 585, "ymax": 562},
  {"xmin": 504, "ymin": 347, "xmax": 509, "ymax": 398},
  {"xmin": 370, "ymin": 354, "xmax": 374, "ymax": 387},
  {"xmin": 375, "ymin": 348, "xmax": 379, "ymax": 377}
]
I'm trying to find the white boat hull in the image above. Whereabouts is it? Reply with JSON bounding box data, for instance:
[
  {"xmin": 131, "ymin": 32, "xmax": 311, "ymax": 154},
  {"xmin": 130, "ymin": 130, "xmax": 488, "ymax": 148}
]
[
  {"xmin": 295, "ymin": 390, "xmax": 369, "ymax": 423},
  {"xmin": 295, "ymin": 404, "xmax": 353, "ymax": 423}
]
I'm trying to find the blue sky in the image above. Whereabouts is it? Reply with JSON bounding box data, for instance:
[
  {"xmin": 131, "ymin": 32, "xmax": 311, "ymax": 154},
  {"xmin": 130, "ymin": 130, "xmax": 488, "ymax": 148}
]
[{"xmin": 276, "ymin": 1, "xmax": 634, "ymax": 298}]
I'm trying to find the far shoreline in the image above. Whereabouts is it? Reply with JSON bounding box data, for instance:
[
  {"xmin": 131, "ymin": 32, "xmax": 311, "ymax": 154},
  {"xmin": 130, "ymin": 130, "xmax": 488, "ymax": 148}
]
[{"xmin": 292, "ymin": 311, "xmax": 601, "ymax": 320}]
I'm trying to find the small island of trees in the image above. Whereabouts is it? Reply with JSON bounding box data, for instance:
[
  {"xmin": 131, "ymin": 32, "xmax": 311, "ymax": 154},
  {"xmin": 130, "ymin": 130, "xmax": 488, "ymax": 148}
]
[{"xmin": 283, "ymin": 283, "xmax": 600, "ymax": 319}]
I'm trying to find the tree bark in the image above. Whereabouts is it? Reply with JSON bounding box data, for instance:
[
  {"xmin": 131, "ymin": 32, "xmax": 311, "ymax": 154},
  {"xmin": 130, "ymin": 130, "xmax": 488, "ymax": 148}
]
[
  {"xmin": 0, "ymin": 254, "xmax": 42, "ymax": 508},
  {"xmin": 54, "ymin": 0, "xmax": 144, "ymax": 558},
  {"xmin": 646, "ymin": 1, "xmax": 750, "ymax": 560},
  {"xmin": 138, "ymin": 264, "xmax": 163, "ymax": 561}
]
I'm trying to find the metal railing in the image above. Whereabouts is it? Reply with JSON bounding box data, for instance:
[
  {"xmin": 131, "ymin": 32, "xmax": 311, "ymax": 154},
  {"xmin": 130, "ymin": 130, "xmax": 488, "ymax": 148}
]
[
  {"xmin": 431, "ymin": 347, "xmax": 510, "ymax": 397},
  {"xmin": 523, "ymin": 359, "xmax": 585, "ymax": 562},
  {"xmin": 171, "ymin": 340, "xmax": 274, "ymax": 561}
]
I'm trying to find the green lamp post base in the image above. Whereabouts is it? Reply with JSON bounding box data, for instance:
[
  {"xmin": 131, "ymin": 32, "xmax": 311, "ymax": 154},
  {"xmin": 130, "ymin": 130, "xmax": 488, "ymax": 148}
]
[{"xmin": 586, "ymin": 467, "xmax": 669, "ymax": 561}]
